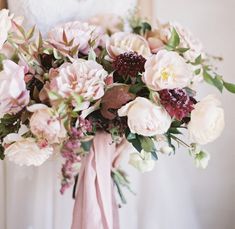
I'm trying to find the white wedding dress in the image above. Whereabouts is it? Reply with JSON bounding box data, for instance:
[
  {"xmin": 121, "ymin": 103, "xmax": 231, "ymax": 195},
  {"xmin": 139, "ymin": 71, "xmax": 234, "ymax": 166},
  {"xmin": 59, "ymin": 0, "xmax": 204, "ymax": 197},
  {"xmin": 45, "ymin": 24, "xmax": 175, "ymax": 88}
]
[{"xmin": 0, "ymin": 1, "xmax": 201, "ymax": 229}]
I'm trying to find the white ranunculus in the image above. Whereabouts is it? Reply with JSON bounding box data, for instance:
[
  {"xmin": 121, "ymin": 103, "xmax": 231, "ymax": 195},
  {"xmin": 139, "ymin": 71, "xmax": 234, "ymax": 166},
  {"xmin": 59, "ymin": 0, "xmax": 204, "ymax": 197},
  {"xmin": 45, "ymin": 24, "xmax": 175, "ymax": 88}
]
[
  {"xmin": 0, "ymin": 9, "xmax": 12, "ymax": 49},
  {"xmin": 143, "ymin": 50, "xmax": 193, "ymax": 91},
  {"xmin": 28, "ymin": 104, "xmax": 67, "ymax": 144},
  {"xmin": 188, "ymin": 95, "xmax": 225, "ymax": 145},
  {"xmin": 129, "ymin": 151, "xmax": 156, "ymax": 172},
  {"xmin": 4, "ymin": 137, "xmax": 53, "ymax": 166},
  {"xmin": 118, "ymin": 97, "xmax": 171, "ymax": 136}
]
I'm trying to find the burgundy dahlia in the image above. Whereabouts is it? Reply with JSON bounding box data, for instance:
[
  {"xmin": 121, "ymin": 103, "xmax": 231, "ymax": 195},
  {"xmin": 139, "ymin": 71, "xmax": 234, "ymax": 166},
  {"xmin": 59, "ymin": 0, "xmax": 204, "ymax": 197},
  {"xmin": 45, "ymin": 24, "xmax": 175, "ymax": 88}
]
[
  {"xmin": 113, "ymin": 51, "xmax": 146, "ymax": 78},
  {"xmin": 159, "ymin": 88, "xmax": 196, "ymax": 120}
]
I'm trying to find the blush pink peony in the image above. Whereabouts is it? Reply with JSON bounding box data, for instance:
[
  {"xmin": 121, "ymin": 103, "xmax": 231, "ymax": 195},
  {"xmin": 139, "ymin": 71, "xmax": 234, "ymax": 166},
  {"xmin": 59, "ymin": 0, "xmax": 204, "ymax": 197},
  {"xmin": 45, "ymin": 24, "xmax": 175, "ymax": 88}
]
[
  {"xmin": 50, "ymin": 60, "xmax": 108, "ymax": 110},
  {"xmin": 0, "ymin": 60, "xmax": 29, "ymax": 118}
]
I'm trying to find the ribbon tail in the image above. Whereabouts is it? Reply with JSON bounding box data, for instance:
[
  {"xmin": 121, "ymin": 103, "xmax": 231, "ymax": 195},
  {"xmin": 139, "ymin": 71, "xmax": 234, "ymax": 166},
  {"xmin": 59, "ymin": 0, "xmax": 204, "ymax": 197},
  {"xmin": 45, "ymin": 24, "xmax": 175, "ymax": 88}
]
[{"xmin": 71, "ymin": 132, "xmax": 120, "ymax": 229}]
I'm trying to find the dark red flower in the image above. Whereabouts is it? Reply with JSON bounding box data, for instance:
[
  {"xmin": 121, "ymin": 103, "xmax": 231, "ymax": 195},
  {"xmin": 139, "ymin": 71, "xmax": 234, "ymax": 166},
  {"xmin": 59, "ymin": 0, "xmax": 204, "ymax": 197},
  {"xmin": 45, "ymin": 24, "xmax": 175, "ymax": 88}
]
[
  {"xmin": 159, "ymin": 88, "xmax": 196, "ymax": 120},
  {"xmin": 113, "ymin": 51, "xmax": 146, "ymax": 78}
]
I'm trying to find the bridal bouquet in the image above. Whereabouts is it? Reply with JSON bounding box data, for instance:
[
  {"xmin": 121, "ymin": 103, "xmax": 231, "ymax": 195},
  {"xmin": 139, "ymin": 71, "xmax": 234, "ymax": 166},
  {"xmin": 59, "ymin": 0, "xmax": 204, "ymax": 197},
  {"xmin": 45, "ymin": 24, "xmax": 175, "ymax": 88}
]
[{"xmin": 0, "ymin": 9, "xmax": 234, "ymax": 202}]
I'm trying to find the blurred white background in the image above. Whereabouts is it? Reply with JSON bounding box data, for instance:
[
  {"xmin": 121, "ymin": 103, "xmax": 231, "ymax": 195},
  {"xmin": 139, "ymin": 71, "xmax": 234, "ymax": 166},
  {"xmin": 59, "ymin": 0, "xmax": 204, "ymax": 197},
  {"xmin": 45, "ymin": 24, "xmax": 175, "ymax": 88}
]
[{"xmin": 120, "ymin": 0, "xmax": 235, "ymax": 229}]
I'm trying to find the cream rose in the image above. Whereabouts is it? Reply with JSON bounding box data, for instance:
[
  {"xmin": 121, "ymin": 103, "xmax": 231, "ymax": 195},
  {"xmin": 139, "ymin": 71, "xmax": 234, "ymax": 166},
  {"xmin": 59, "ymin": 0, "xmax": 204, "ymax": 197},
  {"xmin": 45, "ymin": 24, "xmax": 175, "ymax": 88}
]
[
  {"xmin": 143, "ymin": 50, "xmax": 193, "ymax": 91},
  {"xmin": 118, "ymin": 97, "xmax": 171, "ymax": 136},
  {"xmin": 129, "ymin": 151, "xmax": 156, "ymax": 172},
  {"xmin": 188, "ymin": 95, "xmax": 225, "ymax": 145},
  {"xmin": 106, "ymin": 32, "xmax": 151, "ymax": 59},
  {"xmin": 28, "ymin": 104, "xmax": 67, "ymax": 144},
  {"xmin": 50, "ymin": 60, "xmax": 108, "ymax": 110},
  {"xmin": 0, "ymin": 9, "xmax": 12, "ymax": 49},
  {"xmin": 0, "ymin": 60, "xmax": 29, "ymax": 118},
  {"xmin": 48, "ymin": 21, "xmax": 103, "ymax": 55},
  {"xmin": 4, "ymin": 137, "xmax": 53, "ymax": 166}
]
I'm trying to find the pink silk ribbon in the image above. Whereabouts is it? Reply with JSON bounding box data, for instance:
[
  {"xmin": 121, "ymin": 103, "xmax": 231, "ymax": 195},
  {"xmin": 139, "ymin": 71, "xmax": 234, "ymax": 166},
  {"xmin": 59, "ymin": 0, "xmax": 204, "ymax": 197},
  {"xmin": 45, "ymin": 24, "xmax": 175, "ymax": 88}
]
[{"xmin": 71, "ymin": 132, "xmax": 125, "ymax": 229}]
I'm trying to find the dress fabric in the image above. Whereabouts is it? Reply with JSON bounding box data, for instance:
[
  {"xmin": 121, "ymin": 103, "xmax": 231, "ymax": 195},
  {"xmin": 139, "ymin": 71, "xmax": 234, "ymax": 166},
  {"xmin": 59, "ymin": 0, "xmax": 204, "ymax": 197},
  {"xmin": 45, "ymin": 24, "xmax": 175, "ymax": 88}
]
[{"xmin": 0, "ymin": 1, "xmax": 201, "ymax": 229}]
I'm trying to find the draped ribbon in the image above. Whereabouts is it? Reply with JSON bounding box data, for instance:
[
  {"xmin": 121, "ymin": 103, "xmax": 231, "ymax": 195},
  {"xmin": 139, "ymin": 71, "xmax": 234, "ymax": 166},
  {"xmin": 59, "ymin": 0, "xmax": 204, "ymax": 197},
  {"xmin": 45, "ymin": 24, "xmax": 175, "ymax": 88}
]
[{"xmin": 71, "ymin": 132, "xmax": 126, "ymax": 229}]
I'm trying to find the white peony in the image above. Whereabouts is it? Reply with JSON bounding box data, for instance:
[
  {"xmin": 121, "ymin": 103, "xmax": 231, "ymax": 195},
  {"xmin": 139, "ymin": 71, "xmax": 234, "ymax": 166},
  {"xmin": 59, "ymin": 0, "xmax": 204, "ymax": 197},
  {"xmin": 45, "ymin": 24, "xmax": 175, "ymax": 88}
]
[
  {"xmin": 143, "ymin": 50, "xmax": 193, "ymax": 91},
  {"xmin": 118, "ymin": 97, "xmax": 171, "ymax": 136},
  {"xmin": 188, "ymin": 95, "xmax": 225, "ymax": 145},
  {"xmin": 0, "ymin": 9, "xmax": 12, "ymax": 49},
  {"xmin": 28, "ymin": 104, "xmax": 67, "ymax": 144},
  {"xmin": 129, "ymin": 151, "xmax": 156, "ymax": 172}
]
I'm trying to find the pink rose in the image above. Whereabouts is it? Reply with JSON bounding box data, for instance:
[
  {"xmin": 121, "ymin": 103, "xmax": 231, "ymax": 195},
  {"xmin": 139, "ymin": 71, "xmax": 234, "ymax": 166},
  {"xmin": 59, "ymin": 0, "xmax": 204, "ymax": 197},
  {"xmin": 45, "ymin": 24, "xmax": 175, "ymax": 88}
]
[
  {"xmin": 48, "ymin": 21, "xmax": 103, "ymax": 55},
  {"xmin": 50, "ymin": 60, "xmax": 108, "ymax": 110},
  {"xmin": 28, "ymin": 104, "xmax": 67, "ymax": 144},
  {"xmin": 106, "ymin": 32, "xmax": 151, "ymax": 60},
  {"xmin": 0, "ymin": 60, "xmax": 29, "ymax": 118}
]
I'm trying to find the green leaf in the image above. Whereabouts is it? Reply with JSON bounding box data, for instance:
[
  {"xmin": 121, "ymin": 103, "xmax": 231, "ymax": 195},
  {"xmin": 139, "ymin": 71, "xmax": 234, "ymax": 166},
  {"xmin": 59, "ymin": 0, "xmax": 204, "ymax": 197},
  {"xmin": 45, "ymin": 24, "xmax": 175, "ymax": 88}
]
[
  {"xmin": 81, "ymin": 140, "xmax": 93, "ymax": 152},
  {"xmin": 126, "ymin": 132, "xmax": 136, "ymax": 140},
  {"xmin": 203, "ymin": 70, "xmax": 214, "ymax": 86},
  {"xmin": 194, "ymin": 55, "xmax": 202, "ymax": 65},
  {"xmin": 141, "ymin": 22, "xmax": 152, "ymax": 34},
  {"xmin": 223, "ymin": 81, "xmax": 235, "ymax": 93},
  {"xmin": 213, "ymin": 76, "xmax": 223, "ymax": 93},
  {"xmin": 168, "ymin": 128, "xmax": 182, "ymax": 135},
  {"xmin": 139, "ymin": 136, "xmax": 155, "ymax": 153},
  {"xmin": 176, "ymin": 47, "xmax": 190, "ymax": 53},
  {"xmin": 151, "ymin": 151, "xmax": 158, "ymax": 160},
  {"xmin": 167, "ymin": 27, "xmax": 180, "ymax": 48},
  {"xmin": 194, "ymin": 68, "xmax": 201, "ymax": 75},
  {"xmin": 171, "ymin": 120, "xmax": 183, "ymax": 128},
  {"xmin": 0, "ymin": 145, "xmax": 5, "ymax": 160},
  {"xmin": 129, "ymin": 83, "xmax": 143, "ymax": 94},
  {"xmin": 48, "ymin": 91, "xmax": 61, "ymax": 100}
]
